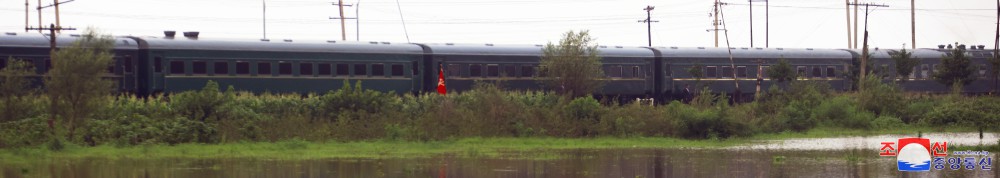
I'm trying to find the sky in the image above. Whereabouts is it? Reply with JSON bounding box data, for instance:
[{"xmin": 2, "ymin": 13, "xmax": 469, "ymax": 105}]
[{"xmin": 0, "ymin": 0, "xmax": 996, "ymax": 49}]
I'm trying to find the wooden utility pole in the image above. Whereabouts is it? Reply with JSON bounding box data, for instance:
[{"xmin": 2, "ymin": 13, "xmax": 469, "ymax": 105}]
[
  {"xmin": 853, "ymin": 0, "xmax": 858, "ymax": 49},
  {"xmin": 638, "ymin": 6, "xmax": 658, "ymax": 47},
  {"xmin": 994, "ymin": 0, "xmax": 998, "ymax": 93},
  {"xmin": 25, "ymin": 0, "xmax": 29, "ymax": 32},
  {"xmin": 845, "ymin": 0, "xmax": 852, "ymax": 49},
  {"xmin": 25, "ymin": 24, "xmax": 74, "ymax": 132},
  {"xmin": 714, "ymin": 0, "xmax": 720, "ymax": 47},
  {"xmin": 263, "ymin": 0, "xmax": 266, "ymax": 40},
  {"xmin": 330, "ymin": 0, "xmax": 355, "ymax": 41},
  {"xmin": 35, "ymin": 0, "xmax": 74, "ymax": 33},
  {"xmin": 849, "ymin": 2, "xmax": 888, "ymax": 89},
  {"xmin": 911, "ymin": 0, "xmax": 915, "ymax": 49},
  {"xmin": 37, "ymin": 0, "xmax": 41, "ymax": 33}
]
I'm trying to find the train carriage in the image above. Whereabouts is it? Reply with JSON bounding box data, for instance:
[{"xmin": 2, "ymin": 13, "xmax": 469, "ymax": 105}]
[
  {"xmin": 660, "ymin": 47, "xmax": 854, "ymax": 100},
  {"xmin": 0, "ymin": 32, "xmax": 141, "ymax": 93},
  {"xmin": 133, "ymin": 33, "xmax": 426, "ymax": 95}
]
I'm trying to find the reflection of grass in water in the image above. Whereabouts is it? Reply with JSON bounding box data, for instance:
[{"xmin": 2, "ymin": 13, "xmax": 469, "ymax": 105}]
[
  {"xmin": 950, "ymin": 139, "xmax": 1000, "ymax": 152},
  {"xmin": 0, "ymin": 137, "xmax": 749, "ymax": 162}
]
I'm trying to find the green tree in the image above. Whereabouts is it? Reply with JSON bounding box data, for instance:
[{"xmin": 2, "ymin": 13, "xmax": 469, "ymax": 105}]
[
  {"xmin": 932, "ymin": 47, "xmax": 977, "ymax": 89},
  {"xmin": 766, "ymin": 58, "xmax": 797, "ymax": 84},
  {"xmin": 988, "ymin": 55, "xmax": 1000, "ymax": 93},
  {"xmin": 889, "ymin": 49, "xmax": 919, "ymax": 83},
  {"xmin": 538, "ymin": 30, "xmax": 605, "ymax": 97},
  {"xmin": 688, "ymin": 63, "xmax": 704, "ymax": 86},
  {"xmin": 46, "ymin": 29, "xmax": 115, "ymax": 139},
  {"xmin": 0, "ymin": 58, "xmax": 36, "ymax": 122}
]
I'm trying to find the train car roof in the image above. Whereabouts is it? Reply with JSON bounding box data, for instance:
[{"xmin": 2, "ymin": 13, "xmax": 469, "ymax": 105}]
[
  {"xmin": 861, "ymin": 48, "xmax": 946, "ymax": 59},
  {"xmin": 420, "ymin": 43, "xmax": 654, "ymax": 58},
  {"xmin": 137, "ymin": 37, "xmax": 425, "ymax": 55},
  {"xmin": 653, "ymin": 47, "xmax": 853, "ymax": 59},
  {"xmin": 0, "ymin": 32, "xmax": 138, "ymax": 50}
]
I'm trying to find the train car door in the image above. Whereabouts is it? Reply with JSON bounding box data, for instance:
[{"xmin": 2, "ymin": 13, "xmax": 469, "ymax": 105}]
[{"xmin": 151, "ymin": 52, "xmax": 165, "ymax": 94}]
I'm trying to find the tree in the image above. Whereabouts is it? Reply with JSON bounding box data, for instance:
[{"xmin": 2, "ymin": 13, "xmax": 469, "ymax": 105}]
[
  {"xmin": 0, "ymin": 58, "xmax": 36, "ymax": 122},
  {"xmin": 538, "ymin": 30, "xmax": 604, "ymax": 97},
  {"xmin": 988, "ymin": 55, "xmax": 1000, "ymax": 93},
  {"xmin": 688, "ymin": 63, "xmax": 704, "ymax": 87},
  {"xmin": 46, "ymin": 29, "xmax": 115, "ymax": 139},
  {"xmin": 932, "ymin": 47, "xmax": 977, "ymax": 89},
  {"xmin": 766, "ymin": 58, "xmax": 797, "ymax": 84},
  {"xmin": 890, "ymin": 49, "xmax": 919, "ymax": 83}
]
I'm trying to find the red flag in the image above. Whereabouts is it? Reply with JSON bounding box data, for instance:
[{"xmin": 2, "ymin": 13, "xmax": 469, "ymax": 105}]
[{"xmin": 437, "ymin": 64, "xmax": 447, "ymax": 95}]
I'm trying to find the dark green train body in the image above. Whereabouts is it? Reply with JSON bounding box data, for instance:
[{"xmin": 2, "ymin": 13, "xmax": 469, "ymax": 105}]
[{"xmin": 1, "ymin": 32, "xmax": 996, "ymax": 102}]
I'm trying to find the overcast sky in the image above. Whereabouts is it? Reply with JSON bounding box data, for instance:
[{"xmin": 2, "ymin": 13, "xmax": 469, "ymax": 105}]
[{"xmin": 0, "ymin": 0, "xmax": 996, "ymax": 49}]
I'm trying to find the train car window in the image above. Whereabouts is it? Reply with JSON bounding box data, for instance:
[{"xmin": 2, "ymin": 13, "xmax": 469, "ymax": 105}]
[
  {"xmin": 124, "ymin": 56, "xmax": 134, "ymax": 73},
  {"xmin": 300, "ymin": 63, "xmax": 314, "ymax": 76},
  {"xmin": 154, "ymin": 57, "xmax": 163, "ymax": 73},
  {"xmin": 391, "ymin": 64, "xmax": 404, "ymax": 77},
  {"xmin": 980, "ymin": 64, "xmax": 987, "ymax": 77},
  {"xmin": 214, "ymin": 61, "xmax": 228, "ymax": 75},
  {"xmin": 632, "ymin": 66, "xmax": 641, "ymax": 78},
  {"xmin": 910, "ymin": 66, "xmax": 918, "ymax": 79},
  {"xmin": 470, "ymin": 64, "xmax": 482, "ymax": 77},
  {"xmin": 170, "ymin": 61, "xmax": 184, "ymax": 74},
  {"xmin": 372, "ymin": 63, "xmax": 385, "ymax": 76},
  {"xmin": 192, "ymin": 61, "xmax": 207, "ymax": 74},
  {"xmin": 412, "ymin": 61, "xmax": 419, "ymax": 75},
  {"xmin": 605, "ymin": 65, "xmax": 622, "ymax": 78},
  {"xmin": 486, "ymin": 65, "xmax": 499, "ymax": 77},
  {"xmin": 336, "ymin": 64, "xmax": 349, "ymax": 76},
  {"xmin": 504, "ymin": 65, "xmax": 516, "ymax": 78},
  {"xmin": 664, "ymin": 64, "xmax": 671, "ymax": 77},
  {"xmin": 721, "ymin": 66, "xmax": 733, "ymax": 78},
  {"xmin": 760, "ymin": 66, "xmax": 770, "ymax": 78},
  {"xmin": 354, "ymin": 64, "xmax": 367, "ymax": 76},
  {"xmin": 920, "ymin": 64, "xmax": 928, "ymax": 78},
  {"xmin": 705, "ymin": 66, "xmax": 717, "ymax": 78},
  {"xmin": 931, "ymin": 64, "xmax": 938, "ymax": 73},
  {"xmin": 447, "ymin": 64, "xmax": 462, "ymax": 77},
  {"xmin": 278, "ymin": 62, "xmax": 292, "ymax": 75},
  {"xmin": 827, "ymin": 66, "xmax": 837, "ymax": 78},
  {"xmin": 812, "ymin": 67, "xmax": 822, "ymax": 78},
  {"xmin": 258, "ymin": 62, "xmax": 272, "ymax": 75},
  {"xmin": 522, "ymin": 65, "xmax": 534, "ymax": 77},
  {"xmin": 236, "ymin": 61, "xmax": 250, "ymax": 75},
  {"xmin": 737, "ymin": 66, "xmax": 747, "ymax": 78},
  {"xmin": 796, "ymin": 66, "xmax": 806, "ymax": 77},
  {"xmin": 318, "ymin": 63, "xmax": 332, "ymax": 75}
]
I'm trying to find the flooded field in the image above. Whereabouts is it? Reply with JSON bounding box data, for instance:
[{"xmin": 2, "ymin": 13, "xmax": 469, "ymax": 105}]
[{"xmin": 3, "ymin": 133, "xmax": 998, "ymax": 178}]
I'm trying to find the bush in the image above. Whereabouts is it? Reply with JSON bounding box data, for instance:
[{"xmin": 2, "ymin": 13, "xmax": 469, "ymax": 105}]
[
  {"xmin": 871, "ymin": 116, "xmax": 904, "ymax": 130},
  {"xmin": 857, "ymin": 75, "xmax": 905, "ymax": 117}
]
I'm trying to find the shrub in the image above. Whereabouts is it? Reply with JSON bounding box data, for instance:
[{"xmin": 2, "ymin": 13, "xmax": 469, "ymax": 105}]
[{"xmin": 871, "ymin": 116, "xmax": 904, "ymax": 130}]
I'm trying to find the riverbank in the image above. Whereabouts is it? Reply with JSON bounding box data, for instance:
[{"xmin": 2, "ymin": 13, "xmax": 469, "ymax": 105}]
[{"xmin": 3, "ymin": 127, "xmax": 996, "ymax": 164}]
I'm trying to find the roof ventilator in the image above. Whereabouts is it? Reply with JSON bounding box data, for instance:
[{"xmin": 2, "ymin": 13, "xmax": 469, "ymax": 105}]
[
  {"xmin": 283, "ymin": 39, "xmax": 293, "ymax": 42},
  {"xmin": 260, "ymin": 39, "xmax": 270, "ymax": 42},
  {"xmin": 182, "ymin": 31, "xmax": 199, "ymax": 39},
  {"xmin": 446, "ymin": 43, "xmax": 455, "ymax": 46},
  {"xmin": 5, "ymin": 32, "xmax": 16, "ymax": 36},
  {"xmin": 382, "ymin": 42, "xmax": 391, "ymax": 44},
  {"xmin": 485, "ymin": 43, "xmax": 494, "ymax": 46},
  {"xmin": 369, "ymin": 41, "xmax": 378, "ymax": 44},
  {"xmin": 164, "ymin": 31, "xmax": 176, "ymax": 38},
  {"xmin": 615, "ymin": 46, "xmax": 623, "ymax": 48},
  {"xmin": 327, "ymin": 40, "xmax": 337, "ymax": 43}
]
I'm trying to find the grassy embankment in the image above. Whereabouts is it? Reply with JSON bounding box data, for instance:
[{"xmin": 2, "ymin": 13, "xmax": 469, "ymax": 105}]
[{"xmin": 1, "ymin": 125, "xmax": 992, "ymax": 163}]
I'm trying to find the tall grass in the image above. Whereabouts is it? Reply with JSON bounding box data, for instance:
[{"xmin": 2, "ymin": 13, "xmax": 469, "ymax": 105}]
[{"xmin": 1, "ymin": 79, "xmax": 998, "ymax": 149}]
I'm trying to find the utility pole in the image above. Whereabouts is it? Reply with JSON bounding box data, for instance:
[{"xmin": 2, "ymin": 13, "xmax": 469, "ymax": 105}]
[
  {"xmin": 35, "ymin": 0, "xmax": 74, "ymax": 33},
  {"xmin": 26, "ymin": 24, "xmax": 74, "ymax": 132},
  {"xmin": 330, "ymin": 0, "xmax": 355, "ymax": 41},
  {"xmin": 714, "ymin": 0, "xmax": 720, "ymax": 47},
  {"xmin": 263, "ymin": 0, "xmax": 266, "ymax": 40},
  {"xmin": 765, "ymin": 0, "xmax": 768, "ymax": 48},
  {"xmin": 25, "ymin": 0, "xmax": 29, "ymax": 32},
  {"xmin": 845, "ymin": 0, "xmax": 851, "ymax": 49},
  {"xmin": 718, "ymin": 7, "xmax": 741, "ymax": 102},
  {"xmin": 994, "ymin": 0, "xmax": 998, "ymax": 93},
  {"xmin": 848, "ymin": 2, "xmax": 888, "ymax": 89},
  {"xmin": 853, "ymin": 0, "xmax": 858, "ymax": 49},
  {"xmin": 748, "ymin": 0, "xmax": 767, "ymax": 47},
  {"xmin": 911, "ymin": 0, "xmax": 915, "ymax": 49},
  {"xmin": 638, "ymin": 6, "xmax": 658, "ymax": 47}
]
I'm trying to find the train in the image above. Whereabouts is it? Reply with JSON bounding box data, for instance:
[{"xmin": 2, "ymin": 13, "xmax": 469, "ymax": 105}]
[{"xmin": 1, "ymin": 31, "xmax": 996, "ymax": 102}]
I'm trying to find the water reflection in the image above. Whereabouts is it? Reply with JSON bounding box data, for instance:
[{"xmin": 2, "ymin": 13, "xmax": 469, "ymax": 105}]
[{"xmin": 3, "ymin": 133, "xmax": 998, "ymax": 178}]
